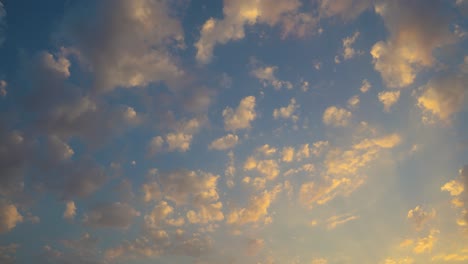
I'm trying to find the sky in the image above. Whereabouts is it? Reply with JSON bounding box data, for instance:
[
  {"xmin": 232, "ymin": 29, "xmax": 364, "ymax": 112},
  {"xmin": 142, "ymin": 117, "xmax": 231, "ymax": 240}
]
[{"xmin": 0, "ymin": 0, "xmax": 467, "ymax": 263}]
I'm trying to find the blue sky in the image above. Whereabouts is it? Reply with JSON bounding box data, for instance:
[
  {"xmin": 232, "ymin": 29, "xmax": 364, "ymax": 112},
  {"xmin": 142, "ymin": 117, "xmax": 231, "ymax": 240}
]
[{"xmin": 0, "ymin": 0, "xmax": 467, "ymax": 263}]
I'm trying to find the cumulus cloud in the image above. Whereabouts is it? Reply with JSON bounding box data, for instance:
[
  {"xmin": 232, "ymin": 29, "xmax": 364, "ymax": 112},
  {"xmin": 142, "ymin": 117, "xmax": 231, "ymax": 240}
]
[
  {"xmin": 371, "ymin": 0, "xmax": 456, "ymax": 88},
  {"xmin": 360, "ymin": 79, "xmax": 371, "ymax": 93},
  {"xmin": 282, "ymin": 146, "xmax": 295, "ymax": 163},
  {"xmin": 63, "ymin": 201, "xmax": 77, "ymax": 220},
  {"xmin": 166, "ymin": 133, "xmax": 193, "ymax": 152},
  {"xmin": 0, "ymin": 200, "xmax": 23, "ymax": 234},
  {"xmin": 322, "ymin": 106, "xmax": 352, "ymax": 127},
  {"xmin": 144, "ymin": 201, "xmax": 175, "ymax": 228},
  {"xmin": 195, "ymin": 0, "xmax": 318, "ymax": 63},
  {"xmin": 347, "ymin": 95, "xmax": 360, "ymax": 109},
  {"xmin": 83, "ymin": 202, "xmax": 140, "ymax": 229},
  {"xmin": 318, "ymin": 0, "xmax": 373, "ymax": 20},
  {"xmin": 378, "ymin": 90, "xmax": 400, "ymax": 112},
  {"xmin": 227, "ymin": 184, "xmax": 281, "ymax": 225},
  {"xmin": 407, "ymin": 206, "xmax": 435, "ymax": 231},
  {"xmin": 251, "ymin": 64, "xmax": 292, "ymax": 90},
  {"xmin": 413, "ymin": 229, "xmax": 438, "ymax": 254},
  {"xmin": 273, "ymin": 98, "xmax": 299, "ymax": 121},
  {"xmin": 441, "ymin": 165, "xmax": 468, "ymax": 229},
  {"xmin": 342, "ymin": 31, "xmax": 361, "ymax": 60},
  {"xmin": 223, "ymin": 96, "xmax": 257, "ymax": 131},
  {"xmin": 62, "ymin": 0, "xmax": 184, "ymax": 91},
  {"xmin": 244, "ymin": 157, "xmax": 280, "ymax": 180},
  {"xmin": 209, "ymin": 134, "xmax": 239, "ymax": 150},
  {"xmin": 417, "ymin": 61, "xmax": 467, "ymax": 123}
]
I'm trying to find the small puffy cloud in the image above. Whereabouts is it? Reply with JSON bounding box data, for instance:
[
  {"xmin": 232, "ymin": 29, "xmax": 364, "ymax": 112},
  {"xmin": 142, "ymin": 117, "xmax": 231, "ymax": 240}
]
[
  {"xmin": 382, "ymin": 258, "xmax": 414, "ymax": 264},
  {"xmin": 326, "ymin": 213, "xmax": 359, "ymax": 230},
  {"xmin": 378, "ymin": 90, "xmax": 400, "ymax": 112},
  {"xmin": 256, "ymin": 144, "xmax": 277, "ymax": 156},
  {"xmin": 417, "ymin": 70, "xmax": 467, "ymax": 123},
  {"xmin": 0, "ymin": 200, "xmax": 23, "ymax": 233},
  {"xmin": 413, "ymin": 229, "xmax": 438, "ymax": 254},
  {"xmin": 371, "ymin": 0, "xmax": 455, "ymax": 88},
  {"xmin": 166, "ymin": 133, "xmax": 192, "ymax": 152},
  {"xmin": 148, "ymin": 136, "xmax": 164, "ymax": 155},
  {"xmin": 223, "ymin": 96, "xmax": 257, "ymax": 131},
  {"xmin": 251, "ymin": 65, "xmax": 292, "ymax": 90},
  {"xmin": 273, "ymin": 98, "xmax": 299, "ymax": 121},
  {"xmin": 227, "ymin": 184, "xmax": 282, "ymax": 225},
  {"xmin": 360, "ymin": 79, "xmax": 371, "ymax": 93},
  {"xmin": 83, "ymin": 202, "xmax": 140, "ymax": 229},
  {"xmin": 209, "ymin": 134, "xmax": 239, "ymax": 150},
  {"xmin": 342, "ymin": 32, "xmax": 361, "ymax": 60},
  {"xmin": 244, "ymin": 157, "xmax": 279, "ymax": 180},
  {"xmin": 407, "ymin": 206, "xmax": 435, "ymax": 231},
  {"xmin": 46, "ymin": 135, "xmax": 74, "ymax": 162},
  {"xmin": 0, "ymin": 80, "xmax": 7, "ymax": 97},
  {"xmin": 144, "ymin": 201, "xmax": 174, "ymax": 228},
  {"xmin": 282, "ymin": 147, "xmax": 295, "ymax": 163},
  {"xmin": 322, "ymin": 106, "xmax": 352, "ymax": 127},
  {"xmin": 347, "ymin": 95, "xmax": 360, "ymax": 109},
  {"xmin": 441, "ymin": 180, "xmax": 464, "ymax": 196},
  {"xmin": 63, "ymin": 201, "xmax": 77, "ymax": 220}
]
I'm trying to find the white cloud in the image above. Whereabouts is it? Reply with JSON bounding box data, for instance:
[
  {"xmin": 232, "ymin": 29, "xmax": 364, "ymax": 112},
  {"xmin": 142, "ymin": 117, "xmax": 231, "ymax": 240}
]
[
  {"xmin": 322, "ymin": 106, "xmax": 352, "ymax": 127},
  {"xmin": 209, "ymin": 134, "xmax": 239, "ymax": 150},
  {"xmin": 251, "ymin": 65, "xmax": 292, "ymax": 90},
  {"xmin": 342, "ymin": 31, "xmax": 361, "ymax": 60},
  {"xmin": 63, "ymin": 201, "xmax": 77, "ymax": 220},
  {"xmin": 166, "ymin": 132, "xmax": 192, "ymax": 152},
  {"xmin": 273, "ymin": 98, "xmax": 299, "ymax": 121},
  {"xmin": 371, "ymin": 0, "xmax": 456, "ymax": 88},
  {"xmin": 360, "ymin": 79, "xmax": 371, "ymax": 93},
  {"xmin": 62, "ymin": 0, "xmax": 185, "ymax": 91},
  {"xmin": 195, "ymin": 0, "xmax": 316, "ymax": 63},
  {"xmin": 378, "ymin": 90, "xmax": 400, "ymax": 112},
  {"xmin": 407, "ymin": 206, "xmax": 435, "ymax": 231},
  {"xmin": 0, "ymin": 200, "xmax": 23, "ymax": 234},
  {"xmin": 223, "ymin": 96, "xmax": 257, "ymax": 131}
]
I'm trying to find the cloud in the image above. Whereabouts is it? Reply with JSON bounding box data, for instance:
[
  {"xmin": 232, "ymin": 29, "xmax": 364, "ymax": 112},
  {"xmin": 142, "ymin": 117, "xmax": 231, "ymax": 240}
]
[
  {"xmin": 256, "ymin": 144, "xmax": 277, "ymax": 156},
  {"xmin": 144, "ymin": 201, "xmax": 175, "ymax": 228},
  {"xmin": 407, "ymin": 206, "xmax": 436, "ymax": 231},
  {"xmin": 244, "ymin": 157, "xmax": 280, "ymax": 180},
  {"xmin": 347, "ymin": 95, "xmax": 360, "ymax": 109},
  {"xmin": 251, "ymin": 64, "xmax": 292, "ymax": 90},
  {"xmin": 417, "ymin": 61, "xmax": 467, "ymax": 123},
  {"xmin": 322, "ymin": 106, "xmax": 352, "ymax": 127},
  {"xmin": 83, "ymin": 202, "xmax": 140, "ymax": 229},
  {"xmin": 0, "ymin": 2, "xmax": 6, "ymax": 46},
  {"xmin": 342, "ymin": 31, "xmax": 361, "ymax": 60},
  {"xmin": 311, "ymin": 258, "xmax": 328, "ymax": 264},
  {"xmin": 382, "ymin": 258, "xmax": 414, "ymax": 264},
  {"xmin": 246, "ymin": 238, "xmax": 264, "ymax": 256},
  {"xmin": 148, "ymin": 136, "xmax": 164, "ymax": 156},
  {"xmin": 413, "ymin": 229, "xmax": 438, "ymax": 254},
  {"xmin": 378, "ymin": 90, "xmax": 400, "ymax": 112},
  {"xmin": 281, "ymin": 146, "xmax": 295, "ymax": 163},
  {"xmin": 166, "ymin": 132, "xmax": 193, "ymax": 152},
  {"xmin": 62, "ymin": 0, "xmax": 184, "ymax": 91},
  {"xmin": 441, "ymin": 165, "xmax": 468, "ymax": 229},
  {"xmin": 223, "ymin": 96, "xmax": 257, "ymax": 131},
  {"xmin": 326, "ymin": 213, "xmax": 359, "ymax": 229},
  {"xmin": 195, "ymin": 0, "xmax": 317, "ymax": 63},
  {"xmin": 360, "ymin": 79, "xmax": 371, "ymax": 93},
  {"xmin": 0, "ymin": 80, "xmax": 7, "ymax": 97},
  {"xmin": 0, "ymin": 200, "xmax": 23, "ymax": 233},
  {"xmin": 209, "ymin": 134, "xmax": 239, "ymax": 150},
  {"xmin": 273, "ymin": 98, "xmax": 299, "ymax": 121},
  {"xmin": 318, "ymin": 0, "xmax": 373, "ymax": 20},
  {"xmin": 371, "ymin": 0, "xmax": 456, "ymax": 88},
  {"xmin": 63, "ymin": 201, "xmax": 77, "ymax": 220},
  {"xmin": 227, "ymin": 184, "xmax": 282, "ymax": 225}
]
